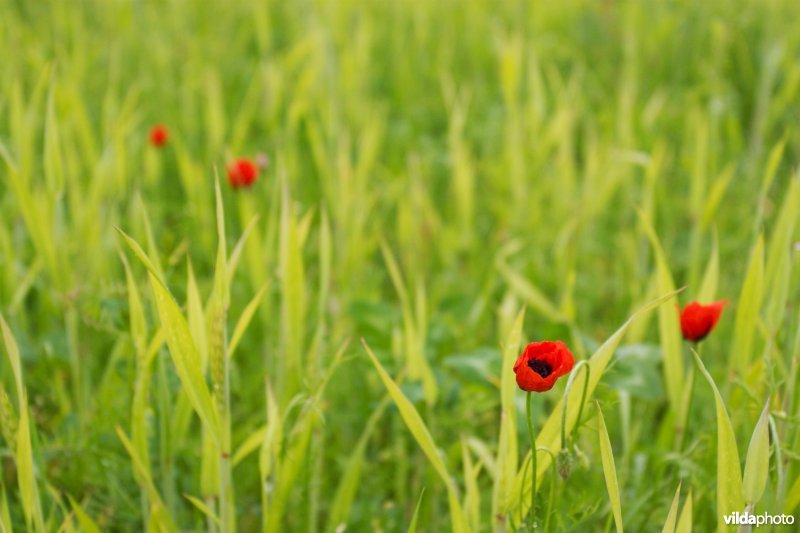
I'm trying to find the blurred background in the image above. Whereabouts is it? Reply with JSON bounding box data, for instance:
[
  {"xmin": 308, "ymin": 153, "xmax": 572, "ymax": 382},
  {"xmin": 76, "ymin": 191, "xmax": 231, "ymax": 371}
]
[{"xmin": 1, "ymin": 0, "xmax": 799, "ymax": 531}]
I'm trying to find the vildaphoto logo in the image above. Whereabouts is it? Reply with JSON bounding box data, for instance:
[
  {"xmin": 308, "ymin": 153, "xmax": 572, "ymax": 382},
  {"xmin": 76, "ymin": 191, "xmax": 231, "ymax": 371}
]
[{"xmin": 723, "ymin": 511, "xmax": 795, "ymax": 527}]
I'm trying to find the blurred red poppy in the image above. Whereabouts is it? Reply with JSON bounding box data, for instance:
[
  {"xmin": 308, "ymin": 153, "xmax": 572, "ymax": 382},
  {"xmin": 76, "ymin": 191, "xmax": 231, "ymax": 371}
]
[
  {"xmin": 513, "ymin": 340, "xmax": 574, "ymax": 392},
  {"xmin": 227, "ymin": 158, "xmax": 258, "ymax": 189},
  {"xmin": 149, "ymin": 124, "xmax": 169, "ymax": 147},
  {"xmin": 679, "ymin": 300, "xmax": 727, "ymax": 342}
]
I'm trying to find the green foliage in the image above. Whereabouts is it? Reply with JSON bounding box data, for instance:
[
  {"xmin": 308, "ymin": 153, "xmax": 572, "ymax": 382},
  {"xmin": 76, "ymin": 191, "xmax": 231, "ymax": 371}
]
[{"xmin": 0, "ymin": 0, "xmax": 799, "ymax": 530}]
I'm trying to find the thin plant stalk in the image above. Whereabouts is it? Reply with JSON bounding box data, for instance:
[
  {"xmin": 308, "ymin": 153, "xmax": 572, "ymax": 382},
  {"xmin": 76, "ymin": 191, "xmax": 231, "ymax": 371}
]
[
  {"xmin": 561, "ymin": 361, "xmax": 591, "ymax": 449},
  {"xmin": 536, "ymin": 447, "xmax": 557, "ymax": 532},
  {"xmin": 526, "ymin": 392, "xmax": 537, "ymax": 530}
]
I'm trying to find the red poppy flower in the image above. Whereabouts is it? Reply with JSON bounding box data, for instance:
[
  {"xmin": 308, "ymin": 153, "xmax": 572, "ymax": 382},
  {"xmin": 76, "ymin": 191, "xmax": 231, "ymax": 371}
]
[
  {"xmin": 678, "ymin": 300, "xmax": 728, "ymax": 342},
  {"xmin": 513, "ymin": 341, "xmax": 575, "ymax": 392},
  {"xmin": 149, "ymin": 124, "xmax": 169, "ymax": 147},
  {"xmin": 227, "ymin": 158, "xmax": 258, "ymax": 189}
]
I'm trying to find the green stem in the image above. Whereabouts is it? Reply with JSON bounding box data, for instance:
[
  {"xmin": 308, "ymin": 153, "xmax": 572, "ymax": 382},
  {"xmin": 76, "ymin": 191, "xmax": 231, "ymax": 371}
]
[
  {"xmin": 526, "ymin": 392, "xmax": 537, "ymax": 529},
  {"xmin": 535, "ymin": 447, "xmax": 557, "ymax": 532},
  {"xmin": 560, "ymin": 361, "xmax": 591, "ymax": 449}
]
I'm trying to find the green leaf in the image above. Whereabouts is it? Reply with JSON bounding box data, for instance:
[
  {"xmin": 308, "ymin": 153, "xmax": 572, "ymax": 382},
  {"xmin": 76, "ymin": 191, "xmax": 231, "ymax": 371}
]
[
  {"xmin": 227, "ymin": 215, "xmax": 260, "ymax": 287},
  {"xmin": 742, "ymin": 399, "xmax": 771, "ymax": 505},
  {"xmin": 692, "ymin": 350, "xmax": 744, "ymax": 531},
  {"xmin": 0, "ymin": 314, "xmax": 25, "ymax": 407},
  {"xmin": 407, "ymin": 488, "xmax": 426, "ymax": 533},
  {"xmin": 639, "ymin": 214, "xmax": 683, "ymax": 411},
  {"xmin": 731, "ymin": 235, "xmax": 765, "ymax": 375},
  {"xmin": 116, "ymin": 427, "xmax": 177, "ymax": 533},
  {"xmin": 461, "ymin": 439, "xmax": 481, "ymax": 531},
  {"xmin": 187, "ymin": 260, "xmax": 209, "ymax": 370},
  {"xmin": 67, "ymin": 497, "xmax": 101, "ymax": 533},
  {"xmin": 17, "ymin": 396, "xmax": 45, "ymax": 533},
  {"xmin": 764, "ymin": 177, "xmax": 800, "ymax": 328},
  {"xmin": 327, "ymin": 398, "xmax": 389, "ymax": 532},
  {"xmin": 493, "ymin": 308, "xmax": 524, "ymax": 520},
  {"xmin": 232, "ymin": 424, "xmax": 266, "ymax": 467},
  {"xmin": 279, "ymin": 183, "xmax": 307, "ymax": 398},
  {"xmin": 0, "ymin": 315, "xmax": 44, "ymax": 533},
  {"xmin": 662, "ymin": 483, "xmax": 681, "ymax": 533},
  {"xmin": 149, "ymin": 270, "xmax": 220, "ymax": 440},
  {"xmin": 363, "ymin": 340, "xmax": 469, "ymax": 532},
  {"xmin": 597, "ymin": 402, "xmax": 623, "ymax": 533},
  {"xmin": 697, "ymin": 232, "xmax": 719, "ymax": 302},
  {"xmin": 380, "ymin": 242, "xmax": 438, "ymax": 405},
  {"xmin": 228, "ymin": 284, "xmax": 268, "ymax": 359},
  {"xmin": 496, "ymin": 259, "xmax": 566, "ymax": 323},
  {"xmin": 184, "ymin": 494, "xmax": 221, "ymax": 526},
  {"xmin": 675, "ymin": 489, "xmax": 692, "ymax": 533}
]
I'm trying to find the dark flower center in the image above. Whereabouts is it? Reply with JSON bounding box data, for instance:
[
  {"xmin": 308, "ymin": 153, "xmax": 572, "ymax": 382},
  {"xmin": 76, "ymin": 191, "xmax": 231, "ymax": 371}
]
[{"xmin": 527, "ymin": 358, "xmax": 553, "ymax": 378}]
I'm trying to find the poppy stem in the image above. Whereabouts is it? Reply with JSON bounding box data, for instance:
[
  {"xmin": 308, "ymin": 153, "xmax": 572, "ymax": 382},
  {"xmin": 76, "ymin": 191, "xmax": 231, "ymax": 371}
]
[
  {"xmin": 560, "ymin": 361, "xmax": 591, "ymax": 449},
  {"xmin": 526, "ymin": 392, "xmax": 537, "ymax": 529}
]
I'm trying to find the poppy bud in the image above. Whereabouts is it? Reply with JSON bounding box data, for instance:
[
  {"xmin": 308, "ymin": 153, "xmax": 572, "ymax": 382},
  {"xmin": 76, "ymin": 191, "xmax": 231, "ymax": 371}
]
[
  {"xmin": 513, "ymin": 341, "xmax": 575, "ymax": 392},
  {"xmin": 149, "ymin": 124, "xmax": 169, "ymax": 147},
  {"xmin": 678, "ymin": 300, "xmax": 728, "ymax": 342},
  {"xmin": 227, "ymin": 158, "xmax": 259, "ymax": 189},
  {"xmin": 556, "ymin": 448, "xmax": 574, "ymax": 480}
]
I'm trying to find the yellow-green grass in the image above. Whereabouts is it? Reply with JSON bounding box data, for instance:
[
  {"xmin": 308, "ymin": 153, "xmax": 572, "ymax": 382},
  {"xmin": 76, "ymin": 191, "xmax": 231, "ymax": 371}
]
[{"xmin": 1, "ymin": 0, "xmax": 799, "ymax": 530}]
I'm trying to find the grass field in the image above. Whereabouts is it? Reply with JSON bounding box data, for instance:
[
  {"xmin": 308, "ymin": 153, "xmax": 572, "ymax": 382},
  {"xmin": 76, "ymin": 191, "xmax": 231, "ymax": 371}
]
[{"xmin": 1, "ymin": 0, "xmax": 800, "ymax": 531}]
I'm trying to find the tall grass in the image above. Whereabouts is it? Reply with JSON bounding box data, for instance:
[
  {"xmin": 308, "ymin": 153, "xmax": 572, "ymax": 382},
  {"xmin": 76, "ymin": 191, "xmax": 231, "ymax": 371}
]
[{"xmin": 1, "ymin": 0, "xmax": 800, "ymax": 530}]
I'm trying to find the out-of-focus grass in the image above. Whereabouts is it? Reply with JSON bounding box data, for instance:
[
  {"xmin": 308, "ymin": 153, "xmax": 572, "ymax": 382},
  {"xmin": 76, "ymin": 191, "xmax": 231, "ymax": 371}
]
[{"xmin": 1, "ymin": 0, "xmax": 800, "ymax": 530}]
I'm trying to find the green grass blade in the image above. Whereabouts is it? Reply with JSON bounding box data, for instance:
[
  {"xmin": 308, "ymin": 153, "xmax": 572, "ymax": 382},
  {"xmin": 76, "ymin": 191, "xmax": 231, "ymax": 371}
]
[
  {"xmin": 764, "ymin": 177, "xmax": 799, "ymax": 328},
  {"xmin": 675, "ymin": 489, "xmax": 692, "ymax": 533},
  {"xmin": 184, "ymin": 494, "xmax": 221, "ymax": 526},
  {"xmin": 492, "ymin": 308, "xmax": 524, "ymax": 521},
  {"xmin": 640, "ymin": 214, "xmax": 683, "ymax": 411},
  {"xmin": 407, "ymin": 488, "xmax": 426, "ymax": 533},
  {"xmin": 279, "ymin": 182, "xmax": 307, "ymax": 398},
  {"xmin": 597, "ymin": 401, "xmax": 623, "ymax": 533},
  {"xmin": 0, "ymin": 315, "xmax": 44, "ymax": 532},
  {"xmin": 116, "ymin": 427, "xmax": 177, "ymax": 532},
  {"xmin": 0, "ymin": 314, "xmax": 25, "ymax": 407},
  {"xmin": 228, "ymin": 284, "xmax": 268, "ymax": 359},
  {"xmin": 742, "ymin": 399, "xmax": 770, "ymax": 506},
  {"xmin": 661, "ymin": 483, "xmax": 681, "ymax": 533},
  {"xmin": 17, "ymin": 397, "xmax": 45, "ymax": 532},
  {"xmin": 731, "ymin": 235, "xmax": 765, "ymax": 376},
  {"xmin": 363, "ymin": 340, "xmax": 469, "ymax": 532},
  {"xmin": 327, "ymin": 398, "xmax": 390, "ymax": 532},
  {"xmin": 187, "ymin": 260, "xmax": 209, "ymax": 370},
  {"xmin": 697, "ymin": 232, "xmax": 719, "ymax": 302},
  {"xmin": 692, "ymin": 350, "xmax": 744, "ymax": 530},
  {"xmin": 67, "ymin": 497, "xmax": 101, "ymax": 533},
  {"xmin": 461, "ymin": 439, "xmax": 481, "ymax": 531},
  {"xmin": 496, "ymin": 259, "xmax": 565, "ymax": 323}
]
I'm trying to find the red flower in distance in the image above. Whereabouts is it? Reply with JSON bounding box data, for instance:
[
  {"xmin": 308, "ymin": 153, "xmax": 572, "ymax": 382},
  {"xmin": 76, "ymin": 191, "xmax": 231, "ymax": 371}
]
[
  {"xmin": 227, "ymin": 158, "xmax": 258, "ymax": 189},
  {"xmin": 513, "ymin": 341, "xmax": 575, "ymax": 392},
  {"xmin": 678, "ymin": 300, "xmax": 728, "ymax": 342},
  {"xmin": 149, "ymin": 124, "xmax": 169, "ymax": 147}
]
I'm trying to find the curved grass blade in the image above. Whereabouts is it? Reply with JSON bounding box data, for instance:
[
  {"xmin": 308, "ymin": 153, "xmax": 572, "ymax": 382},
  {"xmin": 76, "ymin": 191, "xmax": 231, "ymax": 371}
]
[
  {"xmin": 675, "ymin": 489, "xmax": 692, "ymax": 533},
  {"xmin": 662, "ymin": 483, "xmax": 681, "ymax": 533},
  {"xmin": 730, "ymin": 235, "xmax": 764, "ymax": 376},
  {"xmin": 597, "ymin": 401, "xmax": 623, "ymax": 533},
  {"xmin": 692, "ymin": 350, "xmax": 744, "ymax": 530},
  {"xmin": 493, "ymin": 308, "xmax": 524, "ymax": 521},
  {"xmin": 639, "ymin": 214, "xmax": 683, "ymax": 411},
  {"xmin": 327, "ymin": 397, "xmax": 390, "ymax": 532},
  {"xmin": 407, "ymin": 488, "xmax": 426, "ymax": 533},
  {"xmin": 363, "ymin": 340, "xmax": 469, "ymax": 532},
  {"xmin": 742, "ymin": 399, "xmax": 770, "ymax": 506}
]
